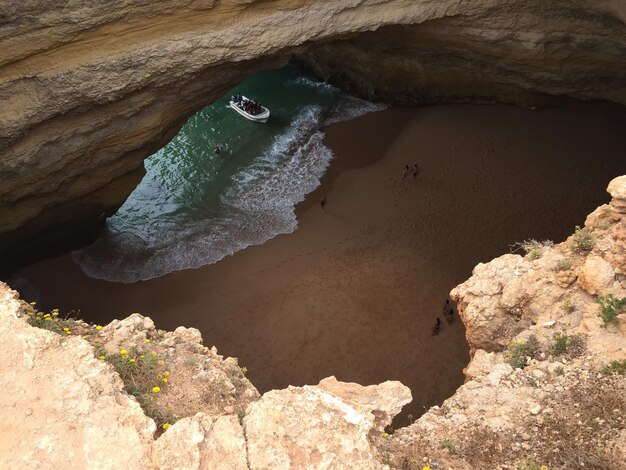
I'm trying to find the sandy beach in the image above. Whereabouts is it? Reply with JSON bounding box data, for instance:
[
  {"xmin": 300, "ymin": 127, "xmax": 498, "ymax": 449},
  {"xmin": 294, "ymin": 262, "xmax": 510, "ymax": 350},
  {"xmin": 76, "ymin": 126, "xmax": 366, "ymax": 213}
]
[{"xmin": 13, "ymin": 103, "xmax": 626, "ymax": 423}]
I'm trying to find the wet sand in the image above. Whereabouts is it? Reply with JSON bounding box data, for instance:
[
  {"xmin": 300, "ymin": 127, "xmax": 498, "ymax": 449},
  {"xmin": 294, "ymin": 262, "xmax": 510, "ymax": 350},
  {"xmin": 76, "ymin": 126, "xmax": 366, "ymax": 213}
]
[{"xmin": 12, "ymin": 103, "xmax": 626, "ymax": 424}]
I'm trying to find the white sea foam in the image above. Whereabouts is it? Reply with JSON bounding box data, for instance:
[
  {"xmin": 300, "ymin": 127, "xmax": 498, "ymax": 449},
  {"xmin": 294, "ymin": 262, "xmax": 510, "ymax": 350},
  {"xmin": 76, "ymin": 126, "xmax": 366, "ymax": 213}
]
[
  {"xmin": 73, "ymin": 106, "xmax": 332, "ymax": 282},
  {"xmin": 73, "ymin": 78, "xmax": 386, "ymax": 283},
  {"xmin": 324, "ymin": 95, "xmax": 387, "ymax": 125}
]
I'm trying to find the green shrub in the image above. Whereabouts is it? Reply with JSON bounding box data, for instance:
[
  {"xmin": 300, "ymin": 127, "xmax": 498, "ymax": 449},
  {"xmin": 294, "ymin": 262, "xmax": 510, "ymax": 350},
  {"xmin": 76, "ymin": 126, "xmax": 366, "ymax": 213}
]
[
  {"xmin": 25, "ymin": 304, "xmax": 79, "ymax": 335},
  {"xmin": 572, "ymin": 226, "xmax": 594, "ymax": 253},
  {"xmin": 601, "ymin": 359, "xmax": 626, "ymax": 376},
  {"xmin": 517, "ymin": 463, "xmax": 548, "ymax": 470},
  {"xmin": 549, "ymin": 332, "xmax": 585, "ymax": 357},
  {"xmin": 556, "ymin": 259, "xmax": 572, "ymax": 271},
  {"xmin": 597, "ymin": 295, "xmax": 626, "ymax": 328},
  {"xmin": 440, "ymin": 439, "xmax": 457, "ymax": 453},
  {"xmin": 560, "ymin": 299, "xmax": 575, "ymax": 313},
  {"xmin": 506, "ymin": 335, "xmax": 539, "ymax": 369},
  {"xmin": 518, "ymin": 239, "xmax": 552, "ymax": 261},
  {"xmin": 103, "ymin": 348, "xmax": 172, "ymax": 428}
]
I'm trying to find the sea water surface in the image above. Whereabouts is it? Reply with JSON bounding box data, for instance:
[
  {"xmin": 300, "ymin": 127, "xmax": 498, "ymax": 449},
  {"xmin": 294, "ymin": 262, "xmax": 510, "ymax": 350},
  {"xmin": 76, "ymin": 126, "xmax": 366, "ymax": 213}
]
[{"xmin": 73, "ymin": 66, "xmax": 385, "ymax": 282}]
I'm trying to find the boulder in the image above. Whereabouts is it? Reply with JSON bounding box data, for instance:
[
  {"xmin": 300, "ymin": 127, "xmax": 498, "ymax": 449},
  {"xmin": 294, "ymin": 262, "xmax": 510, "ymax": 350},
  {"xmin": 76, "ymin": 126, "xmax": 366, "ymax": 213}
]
[
  {"xmin": 152, "ymin": 413, "xmax": 248, "ymax": 470},
  {"xmin": 577, "ymin": 255, "xmax": 615, "ymax": 295},
  {"xmin": 244, "ymin": 376, "xmax": 412, "ymax": 469}
]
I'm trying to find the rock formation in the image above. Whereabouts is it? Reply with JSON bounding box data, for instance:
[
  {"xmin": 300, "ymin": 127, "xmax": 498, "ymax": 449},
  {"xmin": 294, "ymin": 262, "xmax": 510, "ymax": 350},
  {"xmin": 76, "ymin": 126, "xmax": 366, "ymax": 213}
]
[
  {"xmin": 1, "ymin": 175, "xmax": 624, "ymax": 468},
  {"xmin": 297, "ymin": 1, "xmax": 626, "ymax": 107},
  {"xmin": 381, "ymin": 176, "xmax": 626, "ymax": 469},
  {"xmin": 0, "ymin": 282, "xmax": 412, "ymax": 468},
  {"xmin": 1, "ymin": 0, "xmax": 626, "ymax": 270}
]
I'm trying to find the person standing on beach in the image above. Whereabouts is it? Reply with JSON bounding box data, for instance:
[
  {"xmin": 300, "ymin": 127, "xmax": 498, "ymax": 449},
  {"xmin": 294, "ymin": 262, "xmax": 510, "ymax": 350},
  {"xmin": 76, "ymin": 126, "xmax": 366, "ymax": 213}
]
[
  {"xmin": 432, "ymin": 317, "xmax": 441, "ymax": 335},
  {"xmin": 320, "ymin": 197, "xmax": 327, "ymax": 212},
  {"xmin": 412, "ymin": 163, "xmax": 419, "ymax": 180},
  {"xmin": 402, "ymin": 164, "xmax": 410, "ymax": 179}
]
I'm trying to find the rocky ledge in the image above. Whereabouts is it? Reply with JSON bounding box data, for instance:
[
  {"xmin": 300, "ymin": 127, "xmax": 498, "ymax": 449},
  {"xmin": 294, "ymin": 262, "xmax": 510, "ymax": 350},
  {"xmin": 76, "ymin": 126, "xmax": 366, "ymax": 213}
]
[
  {"xmin": 2, "ymin": 0, "xmax": 626, "ymax": 269},
  {"xmin": 1, "ymin": 176, "xmax": 625, "ymax": 469}
]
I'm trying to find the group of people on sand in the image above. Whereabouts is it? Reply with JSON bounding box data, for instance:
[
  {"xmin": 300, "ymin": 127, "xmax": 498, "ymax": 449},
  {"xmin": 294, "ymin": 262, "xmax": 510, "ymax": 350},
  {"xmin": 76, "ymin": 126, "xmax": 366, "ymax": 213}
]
[
  {"xmin": 433, "ymin": 299, "xmax": 455, "ymax": 335},
  {"xmin": 232, "ymin": 93, "xmax": 264, "ymax": 116},
  {"xmin": 402, "ymin": 162, "xmax": 420, "ymax": 181}
]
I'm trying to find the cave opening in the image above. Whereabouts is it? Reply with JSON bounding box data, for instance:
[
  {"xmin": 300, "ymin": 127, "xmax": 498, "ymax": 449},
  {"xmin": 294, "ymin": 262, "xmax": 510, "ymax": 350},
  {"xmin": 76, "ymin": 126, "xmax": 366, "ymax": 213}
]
[{"xmin": 9, "ymin": 62, "xmax": 626, "ymax": 427}]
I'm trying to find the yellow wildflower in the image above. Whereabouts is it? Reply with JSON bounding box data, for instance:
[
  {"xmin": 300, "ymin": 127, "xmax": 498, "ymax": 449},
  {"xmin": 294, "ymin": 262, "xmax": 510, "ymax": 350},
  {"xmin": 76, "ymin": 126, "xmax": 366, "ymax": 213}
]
[
  {"xmin": 540, "ymin": 466, "xmax": 549, "ymax": 470},
  {"xmin": 95, "ymin": 325, "xmax": 102, "ymax": 331},
  {"xmin": 151, "ymin": 351, "xmax": 157, "ymax": 356},
  {"xmin": 140, "ymin": 355, "xmax": 145, "ymax": 358},
  {"xmin": 157, "ymin": 359, "xmax": 165, "ymax": 365},
  {"xmin": 129, "ymin": 359, "xmax": 136, "ymax": 364},
  {"xmin": 517, "ymin": 339, "xmax": 524, "ymax": 345},
  {"xmin": 242, "ymin": 367, "xmax": 248, "ymax": 374},
  {"xmin": 152, "ymin": 387, "xmax": 161, "ymax": 393},
  {"xmin": 99, "ymin": 355, "xmax": 105, "ymax": 360},
  {"xmin": 422, "ymin": 467, "xmax": 431, "ymax": 470},
  {"xmin": 145, "ymin": 339, "xmax": 151, "ymax": 343},
  {"xmin": 162, "ymin": 378, "xmax": 168, "ymax": 383},
  {"xmin": 44, "ymin": 318, "xmax": 52, "ymax": 321},
  {"xmin": 163, "ymin": 371, "xmax": 170, "ymax": 377},
  {"xmin": 29, "ymin": 301, "xmax": 36, "ymax": 306},
  {"xmin": 120, "ymin": 349, "xmax": 128, "ymax": 356},
  {"xmin": 65, "ymin": 331, "xmax": 71, "ymax": 335},
  {"xmin": 43, "ymin": 313, "xmax": 51, "ymax": 318},
  {"xmin": 162, "ymin": 423, "xmax": 170, "ymax": 430},
  {"xmin": 62, "ymin": 327, "xmax": 69, "ymax": 331}
]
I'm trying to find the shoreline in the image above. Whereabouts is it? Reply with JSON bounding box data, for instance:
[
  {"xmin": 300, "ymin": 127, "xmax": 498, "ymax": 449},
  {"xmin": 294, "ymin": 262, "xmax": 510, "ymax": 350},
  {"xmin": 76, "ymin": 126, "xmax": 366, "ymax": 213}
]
[{"xmin": 13, "ymin": 103, "xmax": 626, "ymax": 423}]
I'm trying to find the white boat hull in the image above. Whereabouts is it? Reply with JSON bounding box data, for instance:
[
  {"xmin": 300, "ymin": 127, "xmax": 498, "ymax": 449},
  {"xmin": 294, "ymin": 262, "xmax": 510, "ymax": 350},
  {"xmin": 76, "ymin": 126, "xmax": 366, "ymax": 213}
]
[{"xmin": 229, "ymin": 96, "xmax": 270, "ymax": 123}]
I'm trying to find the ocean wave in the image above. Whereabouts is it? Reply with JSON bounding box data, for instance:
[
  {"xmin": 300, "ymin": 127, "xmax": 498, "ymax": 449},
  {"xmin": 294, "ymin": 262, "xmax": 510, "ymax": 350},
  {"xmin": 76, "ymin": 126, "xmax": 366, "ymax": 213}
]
[
  {"xmin": 288, "ymin": 76, "xmax": 337, "ymax": 91},
  {"xmin": 324, "ymin": 95, "xmax": 387, "ymax": 125},
  {"xmin": 73, "ymin": 68, "xmax": 387, "ymax": 283},
  {"xmin": 72, "ymin": 106, "xmax": 332, "ymax": 283}
]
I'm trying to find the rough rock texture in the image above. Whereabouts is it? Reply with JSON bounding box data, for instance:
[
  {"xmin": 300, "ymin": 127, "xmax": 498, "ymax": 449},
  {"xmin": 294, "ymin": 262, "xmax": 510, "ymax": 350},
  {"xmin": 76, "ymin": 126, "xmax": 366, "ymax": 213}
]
[
  {"xmin": 2, "ymin": 0, "xmax": 626, "ymax": 269},
  {"xmin": 1, "ymin": 175, "xmax": 625, "ymax": 468},
  {"xmin": 244, "ymin": 376, "xmax": 411, "ymax": 469},
  {"xmin": 450, "ymin": 177, "xmax": 626, "ymax": 356},
  {"xmin": 0, "ymin": 285, "xmax": 155, "ymax": 468},
  {"xmin": 97, "ymin": 313, "xmax": 261, "ymax": 419},
  {"xmin": 0, "ymin": 282, "xmax": 411, "ymax": 468},
  {"xmin": 297, "ymin": 1, "xmax": 626, "ymax": 107},
  {"xmin": 381, "ymin": 176, "xmax": 626, "ymax": 469},
  {"xmin": 152, "ymin": 413, "xmax": 248, "ymax": 470}
]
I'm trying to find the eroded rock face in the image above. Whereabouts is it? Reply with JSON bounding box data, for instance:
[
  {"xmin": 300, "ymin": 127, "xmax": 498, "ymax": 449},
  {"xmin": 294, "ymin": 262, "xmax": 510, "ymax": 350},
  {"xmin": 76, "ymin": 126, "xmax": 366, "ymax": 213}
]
[
  {"xmin": 1, "ymin": 176, "xmax": 625, "ymax": 468},
  {"xmin": 0, "ymin": 281, "xmax": 412, "ymax": 468},
  {"xmin": 0, "ymin": 285, "xmax": 155, "ymax": 468},
  {"xmin": 380, "ymin": 176, "xmax": 626, "ymax": 469},
  {"xmin": 152, "ymin": 413, "xmax": 248, "ymax": 470},
  {"xmin": 2, "ymin": 0, "xmax": 626, "ymax": 268},
  {"xmin": 244, "ymin": 376, "xmax": 412, "ymax": 469},
  {"xmin": 297, "ymin": 1, "xmax": 626, "ymax": 107}
]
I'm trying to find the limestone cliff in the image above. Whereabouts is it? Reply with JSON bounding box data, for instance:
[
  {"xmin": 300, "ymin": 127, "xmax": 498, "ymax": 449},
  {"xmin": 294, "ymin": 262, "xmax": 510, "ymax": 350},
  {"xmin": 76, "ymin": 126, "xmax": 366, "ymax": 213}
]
[
  {"xmin": 0, "ymin": 284, "xmax": 411, "ymax": 468},
  {"xmin": 1, "ymin": 176, "xmax": 624, "ymax": 469},
  {"xmin": 382, "ymin": 176, "xmax": 626, "ymax": 469},
  {"xmin": 297, "ymin": 1, "xmax": 626, "ymax": 107},
  {"xmin": 1, "ymin": 0, "xmax": 626, "ymax": 270}
]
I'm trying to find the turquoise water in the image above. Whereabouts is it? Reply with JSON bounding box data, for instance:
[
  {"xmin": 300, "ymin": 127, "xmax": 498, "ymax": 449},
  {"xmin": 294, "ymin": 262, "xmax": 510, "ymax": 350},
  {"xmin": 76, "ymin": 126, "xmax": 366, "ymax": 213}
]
[{"xmin": 73, "ymin": 66, "xmax": 384, "ymax": 282}]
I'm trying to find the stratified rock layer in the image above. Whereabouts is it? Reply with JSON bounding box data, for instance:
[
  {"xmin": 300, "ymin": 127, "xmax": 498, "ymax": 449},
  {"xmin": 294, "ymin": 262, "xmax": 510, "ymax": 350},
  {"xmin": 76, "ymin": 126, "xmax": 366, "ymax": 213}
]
[
  {"xmin": 1, "ymin": 0, "xmax": 626, "ymax": 268},
  {"xmin": 297, "ymin": 1, "xmax": 626, "ymax": 106}
]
